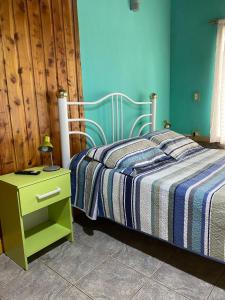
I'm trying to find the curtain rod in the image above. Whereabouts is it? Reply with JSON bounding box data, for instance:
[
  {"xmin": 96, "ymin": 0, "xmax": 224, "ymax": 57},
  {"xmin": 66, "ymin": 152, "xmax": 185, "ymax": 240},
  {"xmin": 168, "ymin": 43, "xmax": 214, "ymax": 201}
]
[
  {"xmin": 209, "ymin": 19, "xmax": 219, "ymax": 25},
  {"xmin": 209, "ymin": 18, "xmax": 225, "ymax": 25}
]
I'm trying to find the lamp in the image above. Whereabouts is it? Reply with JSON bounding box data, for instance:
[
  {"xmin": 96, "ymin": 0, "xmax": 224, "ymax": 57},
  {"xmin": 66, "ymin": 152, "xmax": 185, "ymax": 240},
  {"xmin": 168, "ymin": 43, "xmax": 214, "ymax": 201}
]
[
  {"xmin": 38, "ymin": 135, "xmax": 60, "ymax": 172},
  {"xmin": 163, "ymin": 120, "xmax": 171, "ymax": 129}
]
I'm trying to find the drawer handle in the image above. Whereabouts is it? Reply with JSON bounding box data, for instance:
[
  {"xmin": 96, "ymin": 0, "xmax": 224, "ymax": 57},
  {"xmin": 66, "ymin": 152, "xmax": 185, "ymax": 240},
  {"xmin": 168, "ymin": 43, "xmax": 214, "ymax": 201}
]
[{"xmin": 36, "ymin": 187, "xmax": 61, "ymax": 200}]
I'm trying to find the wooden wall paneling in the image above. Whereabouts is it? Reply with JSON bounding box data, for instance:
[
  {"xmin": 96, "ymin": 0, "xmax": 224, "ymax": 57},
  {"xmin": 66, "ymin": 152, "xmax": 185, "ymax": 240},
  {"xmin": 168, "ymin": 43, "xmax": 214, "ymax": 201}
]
[
  {"xmin": 0, "ymin": 0, "xmax": 84, "ymax": 174},
  {"xmin": 51, "ymin": 0, "xmax": 75, "ymax": 155},
  {"xmin": 26, "ymin": 0, "xmax": 50, "ymax": 164},
  {"xmin": 39, "ymin": 0, "xmax": 61, "ymax": 165},
  {"xmin": 52, "ymin": 0, "xmax": 82, "ymax": 155},
  {"xmin": 62, "ymin": 0, "xmax": 82, "ymax": 153},
  {"xmin": 0, "ymin": 0, "xmax": 30, "ymax": 170},
  {"xmin": 26, "ymin": 0, "xmax": 49, "ymax": 138},
  {"xmin": 51, "ymin": 0, "xmax": 68, "ymax": 90},
  {"xmin": 73, "ymin": 0, "xmax": 85, "ymax": 149},
  {"xmin": 12, "ymin": 0, "xmax": 41, "ymax": 166},
  {"xmin": 0, "ymin": 38, "xmax": 16, "ymax": 174}
]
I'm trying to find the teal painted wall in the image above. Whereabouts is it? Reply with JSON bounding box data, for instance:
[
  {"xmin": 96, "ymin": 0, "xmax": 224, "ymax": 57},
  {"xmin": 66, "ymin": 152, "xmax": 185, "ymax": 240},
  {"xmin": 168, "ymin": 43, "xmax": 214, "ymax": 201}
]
[
  {"xmin": 171, "ymin": 0, "xmax": 225, "ymax": 136},
  {"xmin": 77, "ymin": 0, "xmax": 171, "ymax": 145}
]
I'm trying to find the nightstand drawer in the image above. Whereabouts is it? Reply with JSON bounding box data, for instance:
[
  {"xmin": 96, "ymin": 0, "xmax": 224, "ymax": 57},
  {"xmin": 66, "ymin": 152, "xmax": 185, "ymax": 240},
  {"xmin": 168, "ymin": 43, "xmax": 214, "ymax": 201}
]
[{"xmin": 19, "ymin": 174, "xmax": 70, "ymax": 216}]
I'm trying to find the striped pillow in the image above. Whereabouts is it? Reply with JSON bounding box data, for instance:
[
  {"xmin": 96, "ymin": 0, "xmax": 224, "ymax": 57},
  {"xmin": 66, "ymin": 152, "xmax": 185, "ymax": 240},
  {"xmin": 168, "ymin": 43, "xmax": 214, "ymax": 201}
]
[
  {"xmin": 144, "ymin": 129, "xmax": 202, "ymax": 160},
  {"xmin": 87, "ymin": 137, "xmax": 168, "ymax": 169},
  {"xmin": 144, "ymin": 129, "xmax": 182, "ymax": 144}
]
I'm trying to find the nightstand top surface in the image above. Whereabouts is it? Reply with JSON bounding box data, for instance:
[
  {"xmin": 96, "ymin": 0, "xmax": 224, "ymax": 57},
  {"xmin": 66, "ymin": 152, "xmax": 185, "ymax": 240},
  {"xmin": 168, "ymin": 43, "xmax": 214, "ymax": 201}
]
[{"xmin": 0, "ymin": 166, "xmax": 70, "ymax": 188}]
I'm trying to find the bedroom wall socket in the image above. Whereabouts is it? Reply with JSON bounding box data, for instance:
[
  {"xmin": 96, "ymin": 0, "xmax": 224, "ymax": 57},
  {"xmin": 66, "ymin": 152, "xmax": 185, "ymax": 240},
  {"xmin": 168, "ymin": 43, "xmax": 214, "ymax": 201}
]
[
  {"xmin": 130, "ymin": 0, "xmax": 139, "ymax": 11},
  {"xmin": 194, "ymin": 91, "xmax": 200, "ymax": 102}
]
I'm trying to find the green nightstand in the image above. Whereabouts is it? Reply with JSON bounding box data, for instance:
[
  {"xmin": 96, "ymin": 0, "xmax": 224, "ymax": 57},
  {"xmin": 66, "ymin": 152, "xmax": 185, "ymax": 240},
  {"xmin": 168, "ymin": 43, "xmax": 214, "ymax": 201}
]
[{"xmin": 0, "ymin": 167, "xmax": 74, "ymax": 270}]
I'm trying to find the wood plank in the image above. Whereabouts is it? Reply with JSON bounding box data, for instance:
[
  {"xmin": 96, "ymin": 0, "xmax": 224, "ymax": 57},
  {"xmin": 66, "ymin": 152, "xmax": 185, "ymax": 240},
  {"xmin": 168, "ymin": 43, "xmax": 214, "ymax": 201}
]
[
  {"xmin": 39, "ymin": 0, "xmax": 61, "ymax": 165},
  {"xmin": 73, "ymin": 0, "xmax": 85, "ymax": 149},
  {"xmin": 26, "ymin": 0, "xmax": 51, "ymax": 165},
  {"xmin": 51, "ymin": 0, "xmax": 68, "ymax": 90},
  {"xmin": 51, "ymin": 0, "xmax": 76, "ymax": 156},
  {"xmin": 52, "ymin": 0, "xmax": 83, "ymax": 155},
  {"xmin": 0, "ymin": 37, "xmax": 16, "ymax": 174},
  {"xmin": 62, "ymin": 0, "xmax": 82, "ymax": 153},
  {"xmin": 0, "ymin": 0, "xmax": 29, "ymax": 171},
  {"xmin": 12, "ymin": 0, "xmax": 41, "ymax": 167},
  {"xmin": 62, "ymin": 0, "xmax": 78, "ymax": 101}
]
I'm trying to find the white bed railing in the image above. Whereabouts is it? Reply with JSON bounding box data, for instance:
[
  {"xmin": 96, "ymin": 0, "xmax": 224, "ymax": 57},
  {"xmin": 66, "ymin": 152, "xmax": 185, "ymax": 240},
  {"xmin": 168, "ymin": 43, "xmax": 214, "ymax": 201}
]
[{"xmin": 58, "ymin": 90, "xmax": 157, "ymax": 168}]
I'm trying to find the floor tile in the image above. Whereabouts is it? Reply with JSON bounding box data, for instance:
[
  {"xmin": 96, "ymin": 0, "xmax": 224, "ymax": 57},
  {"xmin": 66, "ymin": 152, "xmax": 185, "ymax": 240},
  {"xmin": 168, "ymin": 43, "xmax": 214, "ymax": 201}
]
[
  {"xmin": 40, "ymin": 240, "xmax": 113, "ymax": 284},
  {"xmin": 79, "ymin": 228, "xmax": 124, "ymax": 256},
  {"xmin": 173, "ymin": 248, "xmax": 225, "ymax": 289},
  {"xmin": 97, "ymin": 222, "xmax": 174, "ymax": 264},
  {"xmin": 152, "ymin": 257, "xmax": 220, "ymax": 300},
  {"xmin": 132, "ymin": 279, "xmax": 188, "ymax": 300},
  {"xmin": 208, "ymin": 273, "xmax": 225, "ymax": 300},
  {"xmin": 0, "ymin": 260, "xmax": 70, "ymax": 300},
  {"xmin": 151, "ymin": 246, "xmax": 225, "ymax": 299},
  {"xmin": 73, "ymin": 221, "xmax": 99, "ymax": 241},
  {"xmin": 76, "ymin": 218, "xmax": 174, "ymax": 262},
  {"xmin": 113, "ymin": 245, "xmax": 163, "ymax": 277},
  {"xmin": 0, "ymin": 254, "xmax": 25, "ymax": 288},
  {"xmin": 57, "ymin": 286, "xmax": 92, "ymax": 299},
  {"xmin": 3, "ymin": 216, "xmax": 225, "ymax": 300},
  {"xmin": 76, "ymin": 257, "xmax": 146, "ymax": 300},
  {"xmin": 74, "ymin": 215, "xmax": 174, "ymax": 260},
  {"xmin": 73, "ymin": 222, "xmax": 86, "ymax": 238},
  {"xmin": 115, "ymin": 228, "xmax": 171, "ymax": 253},
  {"xmin": 170, "ymin": 247, "xmax": 225, "ymax": 281}
]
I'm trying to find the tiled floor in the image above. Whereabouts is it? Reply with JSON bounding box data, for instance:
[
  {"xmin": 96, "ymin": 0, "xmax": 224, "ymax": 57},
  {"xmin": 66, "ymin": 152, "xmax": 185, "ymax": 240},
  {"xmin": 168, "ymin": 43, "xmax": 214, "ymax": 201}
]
[{"xmin": 1, "ymin": 214, "xmax": 225, "ymax": 300}]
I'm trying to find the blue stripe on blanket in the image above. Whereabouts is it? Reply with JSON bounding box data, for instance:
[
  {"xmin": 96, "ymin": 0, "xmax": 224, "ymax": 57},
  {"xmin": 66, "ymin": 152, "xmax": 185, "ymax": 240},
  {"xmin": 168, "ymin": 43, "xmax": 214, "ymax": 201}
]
[
  {"xmin": 200, "ymin": 171, "xmax": 225, "ymax": 254},
  {"xmin": 98, "ymin": 137, "xmax": 138, "ymax": 162},
  {"xmin": 173, "ymin": 157, "xmax": 225, "ymax": 251},
  {"xmin": 98, "ymin": 174, "xmax": 105, "ymax": 218},
  {"xmin": 89, "ymin": 164, "xmax": 105, "ymax": 218},
  {"xmin": 108, "ymin": 170, "xmax": 115, "ymax": 220},
  {"xmin": 70, "ymin": 150, "xmax": 89, "ymax": 208},
  {"xmin": 135, "ymin": 176, "xmax": 142, "ymax": 231},
  {"xmin": 124, "ymin": 175, "xmax": 133, "ymax": 228},
  {"xmin": 191, "ymin": 163, "xmax": 225, "ymax": 253},
  {"xmin": 70, "ymin": 146, "xmax": 225, "ymax": 264}
]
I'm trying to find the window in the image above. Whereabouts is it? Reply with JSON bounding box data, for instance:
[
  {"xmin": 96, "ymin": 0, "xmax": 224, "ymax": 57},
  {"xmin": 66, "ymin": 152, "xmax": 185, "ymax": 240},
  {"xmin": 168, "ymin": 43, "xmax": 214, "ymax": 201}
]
[{"xmin": 210, "ymin": 20, "xmax": 225, "ymax": 144}]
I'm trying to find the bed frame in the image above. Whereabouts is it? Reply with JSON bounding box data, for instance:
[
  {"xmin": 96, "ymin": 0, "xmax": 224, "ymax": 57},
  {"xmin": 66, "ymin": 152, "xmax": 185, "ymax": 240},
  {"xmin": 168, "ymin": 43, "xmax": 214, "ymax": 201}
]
[{"xmin": 58, "ymin": 90, "xmax": 157, "ymax": 168}]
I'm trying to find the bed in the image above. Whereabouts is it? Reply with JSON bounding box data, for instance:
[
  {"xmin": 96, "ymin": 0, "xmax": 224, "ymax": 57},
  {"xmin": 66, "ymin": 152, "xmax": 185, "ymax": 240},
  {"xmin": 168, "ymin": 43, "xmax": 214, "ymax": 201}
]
[{"xmin": 58, "ymin": 91, "xmax": 225, "ymax": 264}]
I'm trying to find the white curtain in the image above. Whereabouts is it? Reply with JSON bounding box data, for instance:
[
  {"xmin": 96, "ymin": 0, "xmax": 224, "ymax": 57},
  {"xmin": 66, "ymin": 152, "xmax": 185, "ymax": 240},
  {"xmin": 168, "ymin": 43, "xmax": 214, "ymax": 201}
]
[{"xmin": 210, "ymin": 20, "xmax": 225, "ymax": 144}]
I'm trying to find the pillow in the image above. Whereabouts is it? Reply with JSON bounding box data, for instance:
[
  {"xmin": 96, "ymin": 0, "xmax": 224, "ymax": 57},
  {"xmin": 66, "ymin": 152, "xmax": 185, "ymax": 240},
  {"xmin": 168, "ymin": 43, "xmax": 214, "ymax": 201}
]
[
  {"xmin": 121, "ymin": 155, "xmax": 175, "ymax": 176},
  {"xmin": 87, "ymin": 137, "xmax": 168, "ymax": 169},
  {"xmin": 144, "ymin": 129, "xmax": 182, "ymax": 144},
  {"xmin": 144, "ymin": 129, "xmax": 202, "ymax": 160}
]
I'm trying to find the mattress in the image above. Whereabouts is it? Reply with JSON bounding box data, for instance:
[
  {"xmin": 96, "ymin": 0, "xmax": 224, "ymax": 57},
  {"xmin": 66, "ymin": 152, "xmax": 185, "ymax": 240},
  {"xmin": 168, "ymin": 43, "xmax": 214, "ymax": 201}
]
[{"xmin": 70, "ymin": 146, "xmax": 225, "ymax": 263}]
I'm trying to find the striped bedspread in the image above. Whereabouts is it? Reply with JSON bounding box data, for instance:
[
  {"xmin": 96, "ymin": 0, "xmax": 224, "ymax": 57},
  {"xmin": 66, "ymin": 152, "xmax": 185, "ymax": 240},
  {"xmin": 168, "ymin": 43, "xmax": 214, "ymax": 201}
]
[{"xmin": 70, "ymin": 147, "xmax": 225, "ymax": 263}]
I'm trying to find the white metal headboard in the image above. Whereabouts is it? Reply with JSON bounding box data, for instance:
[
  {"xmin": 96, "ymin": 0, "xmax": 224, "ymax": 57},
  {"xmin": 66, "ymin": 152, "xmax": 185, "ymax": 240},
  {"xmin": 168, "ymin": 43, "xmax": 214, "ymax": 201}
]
[{"xmin": 58, "ymin": 91, "xmax": 157, "ymax": 168}]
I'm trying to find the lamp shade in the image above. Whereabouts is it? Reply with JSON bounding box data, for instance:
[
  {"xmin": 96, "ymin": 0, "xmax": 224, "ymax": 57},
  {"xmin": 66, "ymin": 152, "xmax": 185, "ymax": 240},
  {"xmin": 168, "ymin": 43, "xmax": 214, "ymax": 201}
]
[{"xmin": 38, "ymin": 135, "xmax": 53, "ymax": 153}]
